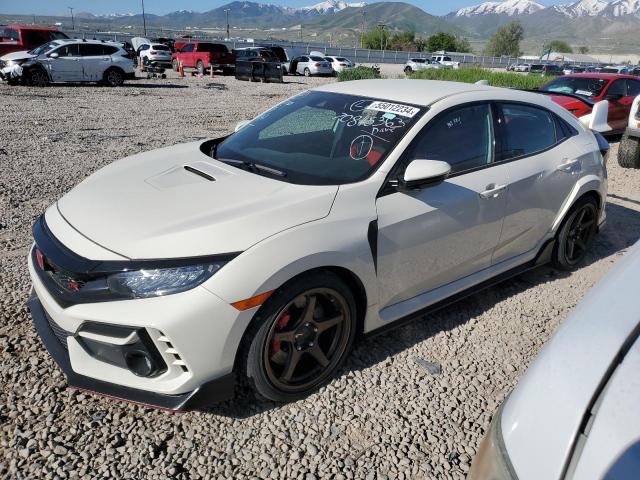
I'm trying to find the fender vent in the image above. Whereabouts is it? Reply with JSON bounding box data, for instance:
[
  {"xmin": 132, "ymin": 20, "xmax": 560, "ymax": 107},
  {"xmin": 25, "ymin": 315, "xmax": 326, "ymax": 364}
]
[
  {"xmin": 157, "ymin": 332, "xmax": 190, "ymax": 373},
  {"xmin": 183, "ymin": 166, "xmax": 215, "ymax": 182}
]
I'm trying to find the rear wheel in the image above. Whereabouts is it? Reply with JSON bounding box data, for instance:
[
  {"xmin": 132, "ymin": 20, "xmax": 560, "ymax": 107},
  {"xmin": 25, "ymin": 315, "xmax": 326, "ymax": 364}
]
[
  {"xmin": 103, "ymin": 68, "xmax": 124, "ymax": 87},
  {"xmin": 27, "ymin": 68, "xmax": 48, "ymax": 87},
  {"xmin": 618, "ymin": 133, "xmax": 640, "ymax": 168},
  {"xmin": 244, "ymin": 272, "xmax": 357, "ymax": 402},
  {"xmin": 172, "ymin": 59, "xmax": 179, "ymax": 71},
  {"xmin": 553, "ymin": 196, "xmax": 598, "ymax": 270},
  {"xmin": 196, "ymin": 60, "xmax": 205, "ymax": 75}
]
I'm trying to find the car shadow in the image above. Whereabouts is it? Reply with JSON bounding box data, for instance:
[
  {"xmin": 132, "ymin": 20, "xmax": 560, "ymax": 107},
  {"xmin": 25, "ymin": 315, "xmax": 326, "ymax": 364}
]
[
  {"xmin": 122, "ymin": 83, "xmax": 189, "ymax": 89},
  {"xmin": 203, "ymin": 201, "xmax": 640, "ymax": 418}
]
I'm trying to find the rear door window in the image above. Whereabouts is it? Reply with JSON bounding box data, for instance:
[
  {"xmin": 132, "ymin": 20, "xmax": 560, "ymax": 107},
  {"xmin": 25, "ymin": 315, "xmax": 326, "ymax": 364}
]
[
  {"xmin": 79, "ymin": 44, "xmax": 106, "ymax": 56},
  {"xmin": 497, "ymin": 103, "xmax": 557, "ymax": 161}
]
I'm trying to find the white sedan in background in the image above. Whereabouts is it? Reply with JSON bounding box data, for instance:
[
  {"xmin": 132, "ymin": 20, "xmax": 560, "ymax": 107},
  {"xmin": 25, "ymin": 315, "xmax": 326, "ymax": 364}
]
[
  {"xmin": 27, "ymin": 80, "xmax": 607, "ymax": 409},
  {"xmin": 470, "ymin": 240, "xmax": 640, "ymax": 480},
  {"xmin": 324, "ymin": 56, "xmax": 353, "ymax": 73}
]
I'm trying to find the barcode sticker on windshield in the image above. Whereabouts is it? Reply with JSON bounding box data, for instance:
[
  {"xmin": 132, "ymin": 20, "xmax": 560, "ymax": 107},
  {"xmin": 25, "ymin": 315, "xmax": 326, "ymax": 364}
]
[
  {"xmin": 366, "ymin": 101, "xmax": 420, "ymax": 118},
  {"xmin": 575, "ymin": 89, "xmax": 593, "ymax": 97}
]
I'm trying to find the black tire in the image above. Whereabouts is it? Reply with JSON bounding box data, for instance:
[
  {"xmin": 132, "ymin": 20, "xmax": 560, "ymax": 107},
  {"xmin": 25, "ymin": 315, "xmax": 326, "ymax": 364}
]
[
  {"xmin": 404, "ymin": 66, "xmax": 412, "ymax": 75},
  {"xmin": 304, "ymin": 67, "xmax": 311, "ymax": 77},
  {"xmin": 103, "ymin": 68, "xmax": 124, "ymax": 87},
  {"xmin": 617, "ymin": 133, "xmax": 640, "ymax": 169},
  {"xmin": 172, "ymin": 59, "xmax": 179, "ymax": 72},
  {"xmin": 196, "ymin": 60, "xmax": 205, "ymax": 75},
  {"xmin": 242, "ymin": 271, "xmax": 357, "ymax": 402},
  {"xmin": 553, "ymin": 196, "xmax": 599, "ymax": 270},
  {"xmin": 26, "ymin": 68, "xmax": 48, "ymax": 87}
]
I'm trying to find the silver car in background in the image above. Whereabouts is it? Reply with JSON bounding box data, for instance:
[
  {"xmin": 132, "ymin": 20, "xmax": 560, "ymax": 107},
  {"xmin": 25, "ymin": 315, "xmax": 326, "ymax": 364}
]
[
  {"xmin": 404, "ymin": 58, "xmax": 443, "ymax": 74},
  {"xmin": 470, "ymin": 241, "xmax": 640, "ymax": 480},
  {"xmin": 289, "ymin": 55, "xmax": 332, "ymax": 76}
]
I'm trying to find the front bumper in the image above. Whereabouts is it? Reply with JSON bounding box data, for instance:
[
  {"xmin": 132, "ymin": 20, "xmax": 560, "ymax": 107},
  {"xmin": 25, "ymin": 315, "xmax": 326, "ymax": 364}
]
[{"xmin": 27, "ymin": 291, "xmax": 235, "ymax": 411}]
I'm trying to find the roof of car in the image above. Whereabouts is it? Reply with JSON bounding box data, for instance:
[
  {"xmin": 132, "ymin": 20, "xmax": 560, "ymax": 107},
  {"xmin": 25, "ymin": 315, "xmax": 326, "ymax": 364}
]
[
  {"xmin": 53, "ymin": 38, "xmax": 122, "ymax": 46},
  {"xmin": 4, "ymin": 25, "xmax": 60, "ymax": 31},
  {"xmin": 563, "ymin": 73, "xmax": 638, "ymax": 80},
  {"xmin": 315, "ymin": 79, "xmax": 497, "ymax": 106}
]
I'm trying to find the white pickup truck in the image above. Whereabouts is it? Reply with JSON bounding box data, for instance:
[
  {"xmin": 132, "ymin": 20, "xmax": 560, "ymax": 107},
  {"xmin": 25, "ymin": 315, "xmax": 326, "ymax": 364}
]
[{"xmin": 431, "ymin": 55, "xmax": 460, "ymax": 69}]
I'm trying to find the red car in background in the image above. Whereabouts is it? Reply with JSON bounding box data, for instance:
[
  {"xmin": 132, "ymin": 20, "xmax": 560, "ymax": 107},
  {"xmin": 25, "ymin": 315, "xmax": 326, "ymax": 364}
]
[
  {"xmin": 540, "ymin": 73, "xmax": 640, "ymax": 134},
  {"xmin": 171, "ymin": 41, "xmax": 235, "ymax": 75},
  {"xmin": 0, "ymin": 25, "xmax": 68, "ymax": 56}
]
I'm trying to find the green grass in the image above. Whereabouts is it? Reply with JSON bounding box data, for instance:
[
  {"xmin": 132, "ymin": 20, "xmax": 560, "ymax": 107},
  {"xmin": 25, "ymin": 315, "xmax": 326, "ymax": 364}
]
[
  {"xmin": 337, "ymin": 66, "xmax": 381, "ymax": 82},
  {"xmin": 408, "ymin": 68, "xmax": 549, "ymax": 90}
]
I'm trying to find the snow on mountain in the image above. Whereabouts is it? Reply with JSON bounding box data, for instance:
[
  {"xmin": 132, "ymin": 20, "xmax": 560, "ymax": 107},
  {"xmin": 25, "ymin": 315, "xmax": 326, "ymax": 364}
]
[
  {"xmin": 300, "ymin": 0, "xmax": 366, "ymax": 14},
  {"xmin": 605, "ymin": 0, "xmax": 640, "ymax": 17},
  {"xmin": 553, "ymin": 0, "xmax": 608, "ymax": 17},
  {"xmin": 455, "ymin": 0, "xmax": 544, "ymax": 17}
]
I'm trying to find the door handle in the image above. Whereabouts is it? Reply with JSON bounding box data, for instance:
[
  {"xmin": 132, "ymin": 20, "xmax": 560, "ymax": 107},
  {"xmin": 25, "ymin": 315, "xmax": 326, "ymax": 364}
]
[
  {"xmin": 556, "ymin": 158, "xmax": 580, "ymax": 172},
  {"xmin": 480, "ymin": 183, "xmax": 508, "ymax": 199}
]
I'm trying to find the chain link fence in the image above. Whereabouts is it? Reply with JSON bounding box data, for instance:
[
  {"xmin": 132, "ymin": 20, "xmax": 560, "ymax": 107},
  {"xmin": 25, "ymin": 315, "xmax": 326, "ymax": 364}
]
[{"xmin": 67, "ymin": 30, "xmax": 605, "ymax": 68}]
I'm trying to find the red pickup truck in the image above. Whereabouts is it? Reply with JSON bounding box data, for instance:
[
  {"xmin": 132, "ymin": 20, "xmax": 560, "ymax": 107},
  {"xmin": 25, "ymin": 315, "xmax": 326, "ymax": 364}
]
[
  {"xmin": 0, "ymin": 25, "xmax": 68, "ymax": 56},
  {"xmin": 171, "ymin": 41, "xmax": 235, "ymax": 75}
]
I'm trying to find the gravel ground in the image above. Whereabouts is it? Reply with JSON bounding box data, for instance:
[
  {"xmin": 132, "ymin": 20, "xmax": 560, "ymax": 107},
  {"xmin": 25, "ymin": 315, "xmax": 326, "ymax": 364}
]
[{"xmin": 2, "ymin": 71, "xmax": 640, "ymax": 480}]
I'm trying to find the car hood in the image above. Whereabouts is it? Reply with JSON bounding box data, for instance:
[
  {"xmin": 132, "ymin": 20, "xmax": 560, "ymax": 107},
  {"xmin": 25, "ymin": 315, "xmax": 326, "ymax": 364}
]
[
  {"xmin": 0, "ymin": 50, "xmax": 34, "ymax": 62},
  {"xmin": 500, "ymin": 241, "xmax": 640, "ymax": 480},
  {"xmin": 56, "ymin": 141, "xmax": 339, "ymax": 259}
]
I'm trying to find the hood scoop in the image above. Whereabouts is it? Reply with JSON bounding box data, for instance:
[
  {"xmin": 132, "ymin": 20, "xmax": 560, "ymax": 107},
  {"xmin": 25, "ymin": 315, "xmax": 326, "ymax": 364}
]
[
  {"xmin": 146, "ymin": 161, "xmax": 230, "ymax": 189},
  {"xmin": 184, "ymin": 165, "xmax": 215, "ymax": 181}
]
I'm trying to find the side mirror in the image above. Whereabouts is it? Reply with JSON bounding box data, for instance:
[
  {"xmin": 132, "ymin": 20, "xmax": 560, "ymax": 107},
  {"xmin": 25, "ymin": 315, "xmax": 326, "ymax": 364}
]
[
  {"xmin": 399, "ymin": 159, "xmax": 451, "ymax": 190},
  {"xmin": 234, "ymin": 120, "xmax": 250, "ymax": 132},
  {"xmin": 48, "ymin": 52, "xmax": 59, "ymax": 59}
]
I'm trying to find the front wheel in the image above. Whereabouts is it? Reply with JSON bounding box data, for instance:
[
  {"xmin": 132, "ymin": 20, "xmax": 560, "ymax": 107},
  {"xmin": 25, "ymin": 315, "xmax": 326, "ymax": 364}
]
[
  {"xmin": 244, "ymin": 272, "xmax": 357, "ymax": 402},
  {"xmin": 553, "ymin": 196, "xmax": 598, "ymax": 270},
  {"xmin": 304, "ymin": 67, "xmax": 311, "ymax": 77},
  {"xmin": 172, "ymin": 59, "xmax": 179, "ymax": 72},
  {"xmin": 27, "ymin": 68, "xmax": 48, "ymax": 87},
  {"xmin": 103, "ymin": 68, "xmax": 124, "ymax": 87},
  {"xmin": 196, "ymin": 60, "xmax": 205, "ymax": 75},
  {"xmin": 404, "ymin": 66, "xmax": 412, "ymax": 75}
]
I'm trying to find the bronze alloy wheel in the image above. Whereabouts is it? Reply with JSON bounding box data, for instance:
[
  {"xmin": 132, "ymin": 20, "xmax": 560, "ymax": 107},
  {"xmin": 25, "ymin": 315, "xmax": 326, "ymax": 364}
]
[
  {"xmin": 262, "ymin": 288, "xmax": 351, "ymax": 393},
  {"xmin": 563, "ymin": 202, "xmax": 597, "ymax": 266}
]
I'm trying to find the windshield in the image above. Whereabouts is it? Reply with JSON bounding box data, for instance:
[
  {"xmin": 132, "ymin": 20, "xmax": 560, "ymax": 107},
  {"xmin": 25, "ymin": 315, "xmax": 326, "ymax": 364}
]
[
  {"xmin": 541, "ymin": 76, "xmax": 609, "ymax": 97},
  {"xmin": 29, "ymin": 41, "xmax": 59, "ymax": 55},
  {"xmin": 215, "ymin": 92, "xmax": 424, "ymax": 185}
]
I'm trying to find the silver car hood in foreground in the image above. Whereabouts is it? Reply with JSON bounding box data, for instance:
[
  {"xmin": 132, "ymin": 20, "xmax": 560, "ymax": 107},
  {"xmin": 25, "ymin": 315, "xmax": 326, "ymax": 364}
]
[
  {"xmin": 0, "ymin": 50, "xmax": 35, "ymax": 62},
  {"xmin": 501, "ymin": 242, "xmax": 640, "ymax": 479},
  {"xmin": 56, "ymin": 141, "xmax": 338, "ymax": 259}
]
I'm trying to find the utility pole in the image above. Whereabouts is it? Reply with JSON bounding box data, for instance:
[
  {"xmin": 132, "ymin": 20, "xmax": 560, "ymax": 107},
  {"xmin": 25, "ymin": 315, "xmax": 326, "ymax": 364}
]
[
  {"xmin": 299, "ymin": 24, "xmax": 303, "ymax": 43},
  {"xmin": 68, "ymin": 7, "xmax": 75, "ymax": 31},
  {"xmin": 225, "ymin": 8, "xmax": 230, "ymax": 39},
  {"xmin": 360, "ymin": 9, "xmax": 366, "ymax": 48},
  {"xmin": 378, "ymin": 23, "xmax": 386, "ymax": 51},
  {"xmin": 141, "ymin": 0, "xmax": 147, "ymax": 37}
]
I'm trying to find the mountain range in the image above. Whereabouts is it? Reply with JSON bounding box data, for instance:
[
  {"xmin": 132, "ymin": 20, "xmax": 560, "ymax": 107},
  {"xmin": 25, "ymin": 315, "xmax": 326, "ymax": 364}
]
[{"xmin": 5, "ymin": 0, "xmax": 640, "ymax": 49}]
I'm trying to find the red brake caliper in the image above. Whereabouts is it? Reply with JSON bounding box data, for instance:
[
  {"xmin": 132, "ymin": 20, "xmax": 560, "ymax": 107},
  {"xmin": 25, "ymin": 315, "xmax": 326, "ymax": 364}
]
[{"xmin": 271, "ymin": 312, "xmax": 291, "ymax": 354}]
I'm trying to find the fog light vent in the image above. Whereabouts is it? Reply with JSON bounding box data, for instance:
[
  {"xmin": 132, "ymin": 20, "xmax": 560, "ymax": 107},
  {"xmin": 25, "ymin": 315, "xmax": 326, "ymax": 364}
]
[{"xmin": 157, "ymin": 332, "xmax": 190, "ymax": 373}]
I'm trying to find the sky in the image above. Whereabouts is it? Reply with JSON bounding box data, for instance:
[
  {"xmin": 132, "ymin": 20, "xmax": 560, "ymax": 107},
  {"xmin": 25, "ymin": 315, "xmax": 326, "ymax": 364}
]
[{"xmin": 0, "ymin": 0, "xmax": 574, "ymax": 17}]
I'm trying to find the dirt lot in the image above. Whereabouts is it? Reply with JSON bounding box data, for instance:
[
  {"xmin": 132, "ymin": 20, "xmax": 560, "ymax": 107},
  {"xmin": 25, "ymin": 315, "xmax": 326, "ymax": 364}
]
[{"xmin": 1, "ymin": 72, "xmax": 640, "ymax": 480}]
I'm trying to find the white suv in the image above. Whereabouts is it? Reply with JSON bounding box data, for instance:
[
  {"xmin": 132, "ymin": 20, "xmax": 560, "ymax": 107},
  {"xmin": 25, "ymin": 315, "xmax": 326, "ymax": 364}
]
[
  {"xmin": 404, "ymin": 58, "xmax": 443, "ymax": 74},
  {"xmin": 27, "ymin": 80, "xmax": 607, "ymax": 409},
  {"xmin": 138, "ymin": 43, "xmax": 172, "ymax": 68},
  {"xmin": 1, "ymin": 39, "xmax": 135, "ymax": 86}
]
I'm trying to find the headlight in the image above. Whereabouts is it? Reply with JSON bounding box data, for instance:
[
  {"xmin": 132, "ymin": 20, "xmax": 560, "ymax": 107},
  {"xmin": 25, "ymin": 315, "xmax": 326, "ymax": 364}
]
[
  {"xmin": 106, "ymin": 263, "xmax": 223, "ymax": 299},
  {"xmin": 468, "ymin": 405, "xmax": 517, "ymax": 480}
]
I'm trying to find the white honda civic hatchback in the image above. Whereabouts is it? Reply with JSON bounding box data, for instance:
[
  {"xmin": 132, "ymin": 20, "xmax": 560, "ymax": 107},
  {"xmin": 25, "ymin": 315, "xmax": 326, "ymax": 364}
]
[{"xmin": 27, "ymin": 80, "xmax": 608, "ymax": 409}]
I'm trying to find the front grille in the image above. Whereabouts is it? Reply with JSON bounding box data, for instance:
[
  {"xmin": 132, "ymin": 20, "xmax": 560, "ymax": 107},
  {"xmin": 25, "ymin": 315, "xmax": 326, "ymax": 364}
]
[{"xmin": 45, "ymin": 313, "xmax": 70, "ymax": 349}]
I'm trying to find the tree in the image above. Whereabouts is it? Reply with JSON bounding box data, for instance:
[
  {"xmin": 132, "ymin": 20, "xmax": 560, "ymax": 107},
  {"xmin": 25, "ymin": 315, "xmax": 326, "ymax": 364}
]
[
  {"xmin": 389, "ymin": 31, "xmax": 416, "ymax": 51},
  {"xmin": 484, "ymin": 21, "xmax": 524, "ymax": 57},
  {"xmin": 578, "ymin": 45, "xmax": 589, "ymax": 54},
  {"xmin": 426, "ymin": 32, "xmax": 457, "ymax": 52},
  {"xmin": 547, "ymin": 40, "xmax": 573, "ymax": 53},
  {"xmin": 455, "ymin": 37, "xmax": 472, "ymax": 53},
  {"xmin": 363, "ymin": 26, "xmax": 390, "ymax": 50}
]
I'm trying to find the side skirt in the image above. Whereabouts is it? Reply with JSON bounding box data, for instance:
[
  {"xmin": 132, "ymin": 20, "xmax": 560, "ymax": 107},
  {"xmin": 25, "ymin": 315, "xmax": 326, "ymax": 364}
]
[{"xmin": 364, "ymin": 239, "xmax": 555, "ymax": 340}]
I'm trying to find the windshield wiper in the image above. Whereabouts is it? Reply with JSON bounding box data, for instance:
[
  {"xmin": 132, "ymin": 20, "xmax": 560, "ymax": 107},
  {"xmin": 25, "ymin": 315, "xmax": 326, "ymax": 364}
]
[{"xmin": 219, "ymin": 158, "xmax": 287, "ymax": 178}]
